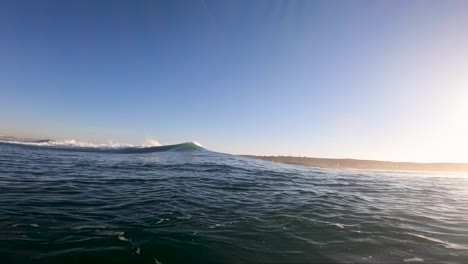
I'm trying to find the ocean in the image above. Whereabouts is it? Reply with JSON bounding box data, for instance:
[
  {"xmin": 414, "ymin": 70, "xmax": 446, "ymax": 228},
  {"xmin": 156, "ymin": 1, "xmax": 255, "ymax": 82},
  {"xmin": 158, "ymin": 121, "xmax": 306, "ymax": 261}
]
[{"xmin": 0, "ymin": 139, "xmax": 467, "ymax": 263}]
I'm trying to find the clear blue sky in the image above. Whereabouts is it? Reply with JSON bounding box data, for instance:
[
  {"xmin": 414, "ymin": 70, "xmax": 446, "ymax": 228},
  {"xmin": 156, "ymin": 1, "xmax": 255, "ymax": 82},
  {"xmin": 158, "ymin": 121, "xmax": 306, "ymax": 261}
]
[{"xmin": 1, "ymin": 0, "xmax": 468, "ymax": 162}]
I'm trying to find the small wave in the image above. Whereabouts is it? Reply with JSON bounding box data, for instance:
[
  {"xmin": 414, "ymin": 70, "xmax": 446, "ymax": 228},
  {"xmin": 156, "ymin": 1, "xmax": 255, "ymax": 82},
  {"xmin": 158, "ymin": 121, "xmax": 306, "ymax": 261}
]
[{"xmin": 408, "ymin": 233, "xmax": 468, "ymax": 250}]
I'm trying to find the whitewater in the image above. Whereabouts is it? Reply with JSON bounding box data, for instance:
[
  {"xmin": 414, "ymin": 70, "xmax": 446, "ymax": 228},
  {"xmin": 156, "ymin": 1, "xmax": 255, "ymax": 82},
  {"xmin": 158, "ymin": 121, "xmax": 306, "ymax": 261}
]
[{"xmin": 0, "ymin": 138, "xmax": 467, "ymax": 263}]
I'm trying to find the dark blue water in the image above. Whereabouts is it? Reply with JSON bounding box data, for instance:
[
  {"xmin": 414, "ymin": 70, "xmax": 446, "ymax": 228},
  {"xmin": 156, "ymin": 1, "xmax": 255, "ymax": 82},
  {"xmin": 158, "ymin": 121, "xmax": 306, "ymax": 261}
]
[{"xmin": 1, "ymin": 140, "xmax": 468, "ymax": 263}]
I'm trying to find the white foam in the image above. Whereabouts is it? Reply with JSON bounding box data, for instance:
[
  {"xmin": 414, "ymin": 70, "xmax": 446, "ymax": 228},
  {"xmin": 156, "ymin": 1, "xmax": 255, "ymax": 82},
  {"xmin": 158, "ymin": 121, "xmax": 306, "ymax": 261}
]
[
  {"xmin": 332, "ymin": 223, "xmax": 344, "ymax": 229},
  {"xmin": 155, "ymin": 217, "xmax": 169, "ymax": 224},
  {"xmin": 403, "ymin": 257, "xmax": 424, "ymax": 263},
  {"xmin": 0, "ymin": 139, "xmax": 135, "ymax": 148},
  {"xmin": 0, "ymin": 138, "xmax": 164, "ymax": 149},
  {"xmin": 145, "ymin": 138, "xmax": 161, "ymax": 146},
  {"xmin": 192, "ymin": 141, "xmax": 204, "ymax": 147},
  {"xmin": 118, "ymin": 232, "xmax": 128, "ymax": 241}
]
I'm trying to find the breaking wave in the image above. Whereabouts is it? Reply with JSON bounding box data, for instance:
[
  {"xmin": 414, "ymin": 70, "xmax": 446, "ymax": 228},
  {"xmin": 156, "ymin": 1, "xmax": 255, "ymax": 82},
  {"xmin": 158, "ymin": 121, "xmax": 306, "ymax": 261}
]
[{"xmin": 0, "ymin": 137, "xmax": 204, "ymax": 153}]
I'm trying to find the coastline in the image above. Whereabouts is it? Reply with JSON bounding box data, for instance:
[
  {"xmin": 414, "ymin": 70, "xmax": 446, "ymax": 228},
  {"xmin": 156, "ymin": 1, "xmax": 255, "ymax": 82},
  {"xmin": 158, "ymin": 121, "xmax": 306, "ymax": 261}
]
[{"xmin": 242, "ymin": 155, "xmax": 468, "ymax": 173}]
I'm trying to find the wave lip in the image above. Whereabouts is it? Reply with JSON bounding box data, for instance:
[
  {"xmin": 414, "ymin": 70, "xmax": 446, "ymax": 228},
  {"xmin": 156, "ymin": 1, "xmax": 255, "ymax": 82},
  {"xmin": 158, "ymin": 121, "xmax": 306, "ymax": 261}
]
[{"xmin": 115, "ymin": 142, "xmax": 204, "ymax": 153}]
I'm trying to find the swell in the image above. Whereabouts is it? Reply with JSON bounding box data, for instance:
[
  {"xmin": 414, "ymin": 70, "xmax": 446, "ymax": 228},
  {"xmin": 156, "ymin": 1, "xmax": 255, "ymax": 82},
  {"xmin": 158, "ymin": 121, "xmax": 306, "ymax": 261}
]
[{"xmin": 0, "ymin": 141, "xmax": 204, "ymax": 154}]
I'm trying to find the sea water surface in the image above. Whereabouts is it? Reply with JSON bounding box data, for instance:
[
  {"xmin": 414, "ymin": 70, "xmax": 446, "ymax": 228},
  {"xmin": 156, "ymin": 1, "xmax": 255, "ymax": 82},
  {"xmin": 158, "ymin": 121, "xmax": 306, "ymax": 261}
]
[{"xmin": 0, "ymin": 139, "xmax": 467, "ymax": 263}]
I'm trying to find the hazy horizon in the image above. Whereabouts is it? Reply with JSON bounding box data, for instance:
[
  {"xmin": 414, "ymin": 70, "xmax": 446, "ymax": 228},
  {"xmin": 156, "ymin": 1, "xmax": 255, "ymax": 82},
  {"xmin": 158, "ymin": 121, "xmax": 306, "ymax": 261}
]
[{"xmin": 2, "ymin": 0, "xmax": 468, "ymax": 162}]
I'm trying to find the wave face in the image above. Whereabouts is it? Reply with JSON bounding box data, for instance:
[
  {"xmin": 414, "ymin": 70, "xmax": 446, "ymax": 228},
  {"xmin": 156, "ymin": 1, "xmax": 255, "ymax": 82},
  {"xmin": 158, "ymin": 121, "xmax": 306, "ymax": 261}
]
[
  {"xmin": 0, "ymin": 141, "xmax": 468, "ymax": 263},
  {"xmin": 0, "ymin": 137, "xmax": 204, "ymax": 154}
]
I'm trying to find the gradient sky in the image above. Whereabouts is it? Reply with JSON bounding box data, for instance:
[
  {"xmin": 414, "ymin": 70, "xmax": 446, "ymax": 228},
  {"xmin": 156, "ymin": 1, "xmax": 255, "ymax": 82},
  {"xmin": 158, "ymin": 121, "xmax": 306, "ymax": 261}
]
[{"xmin": 1, "ymin": 0, "xmax": 468, "ymax": 162}]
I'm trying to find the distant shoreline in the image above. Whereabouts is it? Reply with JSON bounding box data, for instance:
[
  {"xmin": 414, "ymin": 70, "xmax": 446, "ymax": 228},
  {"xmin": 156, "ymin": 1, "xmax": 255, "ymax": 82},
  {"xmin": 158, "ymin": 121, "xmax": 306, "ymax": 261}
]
[{"xmin": 242, "ymin": 155, "xmax": 468, "ymax": 173}]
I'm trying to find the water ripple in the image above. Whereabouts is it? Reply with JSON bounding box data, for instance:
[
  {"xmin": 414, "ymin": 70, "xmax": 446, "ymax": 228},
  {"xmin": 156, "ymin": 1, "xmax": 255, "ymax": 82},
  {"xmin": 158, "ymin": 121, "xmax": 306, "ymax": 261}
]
[{"xmin": 0, "ymin": 143, "xmax": 467, "ymax": 263}]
